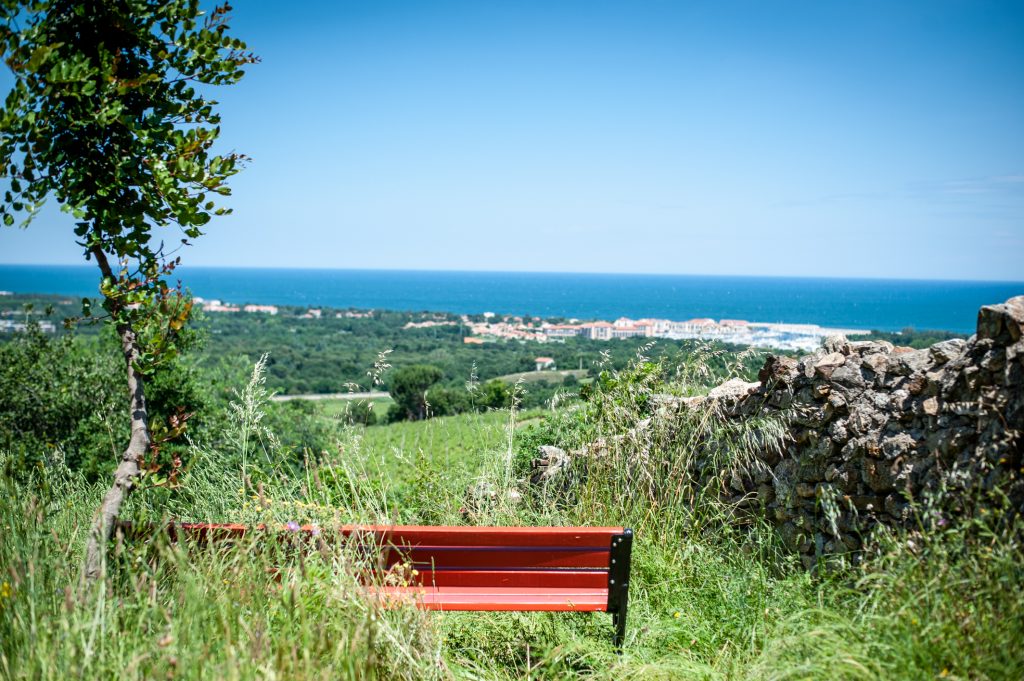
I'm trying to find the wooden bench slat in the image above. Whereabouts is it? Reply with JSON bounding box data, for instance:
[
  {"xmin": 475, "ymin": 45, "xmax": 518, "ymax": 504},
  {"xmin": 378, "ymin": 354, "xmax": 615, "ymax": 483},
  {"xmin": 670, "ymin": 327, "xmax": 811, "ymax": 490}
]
[
  {"xmin": 362, "ymin": 526, "xmax": 624, "ymax": 548},
  {"xmin": 371, "ymin": 586, "xmax": 610, "ymax": 611},
  {"xmin": 124, "ymin": 523, "xmax": 624, "ymax": 548},
  {"xmin": 382, "ymin": 546, "xmax": 610, "ymax": 570},
  {"xmin": 400, "ymin": 568, "xmax": 609, "ymax": 589}
]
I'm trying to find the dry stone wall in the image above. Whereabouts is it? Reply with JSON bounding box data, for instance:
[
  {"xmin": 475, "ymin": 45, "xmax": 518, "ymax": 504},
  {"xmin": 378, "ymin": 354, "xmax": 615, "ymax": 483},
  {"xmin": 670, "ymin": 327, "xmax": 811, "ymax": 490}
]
[
  {"xmin": 712, "ymin": 296, "xmax": 1024, "ymax": 567},
  {"xmin": 529, "ymin": 297, "xmax": 1024, "ymax": 569}
]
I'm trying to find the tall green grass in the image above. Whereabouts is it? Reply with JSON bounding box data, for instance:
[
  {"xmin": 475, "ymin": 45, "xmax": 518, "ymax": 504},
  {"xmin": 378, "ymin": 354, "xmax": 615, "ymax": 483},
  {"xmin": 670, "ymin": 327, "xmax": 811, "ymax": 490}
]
[
  {"xmin": 2, "ymin": 352, "xmax": 1022, "ymax": 679},
  {"xmin": 0, "ymin": 368, "xmax": 443, "ymax": 680},
  {"xmin": 0, "ymin": 483, "xmax": 441, "ymax": 679}
]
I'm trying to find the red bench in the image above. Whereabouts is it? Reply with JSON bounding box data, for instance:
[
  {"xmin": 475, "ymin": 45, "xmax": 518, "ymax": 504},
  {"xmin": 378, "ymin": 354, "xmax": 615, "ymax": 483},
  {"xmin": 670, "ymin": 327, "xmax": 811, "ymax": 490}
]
[{"xmin": 116, "ymin": 522, "xmax": 635, "ymax": 647}]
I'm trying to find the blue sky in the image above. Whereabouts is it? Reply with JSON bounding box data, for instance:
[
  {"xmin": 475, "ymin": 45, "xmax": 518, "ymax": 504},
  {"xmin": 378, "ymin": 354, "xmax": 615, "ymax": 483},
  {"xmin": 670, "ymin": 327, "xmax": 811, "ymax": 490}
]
[{"xmin": 2, "ymin": 0, "xmax": 1023, "ymax": 280}]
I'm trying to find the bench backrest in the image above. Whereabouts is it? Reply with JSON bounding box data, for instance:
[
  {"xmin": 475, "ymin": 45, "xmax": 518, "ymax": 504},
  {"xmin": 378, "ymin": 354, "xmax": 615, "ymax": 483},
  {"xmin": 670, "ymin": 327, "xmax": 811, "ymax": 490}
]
[
  {"xmin": 118, "ymin": 523, "xmax": 623, "ymax": 585},
  {"xmin": 366, "ymin": 525, "xmax": 623, "ymax": 587},
  {"xmin": 116, "ymin": 521, "xmax": 634, "ymax": 644}
]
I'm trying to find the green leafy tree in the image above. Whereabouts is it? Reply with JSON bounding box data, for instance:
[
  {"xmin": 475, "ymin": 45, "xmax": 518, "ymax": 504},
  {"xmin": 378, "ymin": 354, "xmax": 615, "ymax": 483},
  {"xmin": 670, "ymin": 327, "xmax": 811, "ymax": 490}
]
[
  {"xmin": 424, "ymin": 386, "xmax": 472, "ymax": 418},
  {"xmin": 0, "ymin": 0, "xmax": 255, "ymax": 580},
  {"xmin": 480, "ymin": 379, "xmax": 512, "ymax": 409},
  {"xmin": 388, "ymin": 364, "xmax": 443, "ymax": 421}
]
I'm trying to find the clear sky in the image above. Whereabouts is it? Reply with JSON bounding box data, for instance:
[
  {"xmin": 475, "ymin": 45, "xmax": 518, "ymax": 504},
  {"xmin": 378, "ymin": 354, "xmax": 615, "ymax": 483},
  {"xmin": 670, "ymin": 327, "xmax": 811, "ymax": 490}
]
[{"xmin": 2, "ymin": 0, "xmax": 1022, "ymax": 280}]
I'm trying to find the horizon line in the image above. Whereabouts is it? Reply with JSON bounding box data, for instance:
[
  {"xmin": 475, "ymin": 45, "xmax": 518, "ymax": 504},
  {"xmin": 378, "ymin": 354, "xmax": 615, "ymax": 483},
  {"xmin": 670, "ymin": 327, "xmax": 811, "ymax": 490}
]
[{"xmin": 2, "ymin": 261, "xmax": 1023, "ymax": 287}]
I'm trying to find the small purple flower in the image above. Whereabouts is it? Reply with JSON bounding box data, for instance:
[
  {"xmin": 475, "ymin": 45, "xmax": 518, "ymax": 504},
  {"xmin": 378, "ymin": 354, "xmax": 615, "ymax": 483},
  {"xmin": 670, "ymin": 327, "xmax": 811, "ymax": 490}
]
[
  {"xmin": 285, "ymin": 521, "xmax": 300, "ymax": 532},
  {"xmin": 936, "ymin": 517, "xmax": 947, "ymax": 527},
  {"xmin": 310, "ymin": 525, "xmax": 321, "ymax": 537}
]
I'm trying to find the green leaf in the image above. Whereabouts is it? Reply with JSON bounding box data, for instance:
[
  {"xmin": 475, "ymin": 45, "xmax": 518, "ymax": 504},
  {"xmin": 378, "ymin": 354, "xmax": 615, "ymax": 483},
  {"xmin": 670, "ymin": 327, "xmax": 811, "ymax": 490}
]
[{"xmin": 27, "ymin": 44, "xmax": 55, "ymax": 72}]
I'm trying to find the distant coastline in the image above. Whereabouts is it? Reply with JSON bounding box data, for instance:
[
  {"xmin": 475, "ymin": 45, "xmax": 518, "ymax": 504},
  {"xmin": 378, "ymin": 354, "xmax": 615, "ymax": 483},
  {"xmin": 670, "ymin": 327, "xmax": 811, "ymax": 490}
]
[
  {"xmin": 2, "ymin": 264, "xmax": 1022, "ymax": 334},
  {"xmin": 188, "ymin": 297, "xmax": 870, "ymax": 353}
]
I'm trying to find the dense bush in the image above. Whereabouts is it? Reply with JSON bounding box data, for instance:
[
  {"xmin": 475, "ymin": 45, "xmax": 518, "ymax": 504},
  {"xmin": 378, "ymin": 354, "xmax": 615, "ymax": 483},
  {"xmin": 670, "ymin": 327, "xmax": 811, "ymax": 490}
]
[
  {"xmin": 0, "ymin": 326, "xmax": 216, "ymax": 480},
  {"xmin": 0, "ymin": 323, "xmax": 343, "ymax": 480},
  {"xmin": 0, "ymin": 326, "xmax": 120, "ymax": 476},
  {"xmin": 387, "ymin": 364, "xmax": 444, "ymax": 421}
]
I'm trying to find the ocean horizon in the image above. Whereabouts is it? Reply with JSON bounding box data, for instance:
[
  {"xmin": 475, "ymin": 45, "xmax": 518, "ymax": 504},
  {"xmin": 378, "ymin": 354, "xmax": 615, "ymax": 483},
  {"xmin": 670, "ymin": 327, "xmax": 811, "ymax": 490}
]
[{"xmin": 1, "ymin": 264, "xmax": 1022, "ymax": 334}]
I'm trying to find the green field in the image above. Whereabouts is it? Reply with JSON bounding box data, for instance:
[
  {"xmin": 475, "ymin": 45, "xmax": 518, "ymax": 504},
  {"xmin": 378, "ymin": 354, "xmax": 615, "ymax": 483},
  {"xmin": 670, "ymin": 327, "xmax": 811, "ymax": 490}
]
[{"xmin": 317, "ymin": 395, "xmax": 395, "ymax": 421}]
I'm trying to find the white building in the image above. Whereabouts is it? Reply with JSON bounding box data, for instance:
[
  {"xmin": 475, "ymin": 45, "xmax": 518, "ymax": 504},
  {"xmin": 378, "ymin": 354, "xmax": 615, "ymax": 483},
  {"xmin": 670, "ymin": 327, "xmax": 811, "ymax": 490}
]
[{"xmin": 244, "ymin": 304, "xmax": 279, "ymax": 315}]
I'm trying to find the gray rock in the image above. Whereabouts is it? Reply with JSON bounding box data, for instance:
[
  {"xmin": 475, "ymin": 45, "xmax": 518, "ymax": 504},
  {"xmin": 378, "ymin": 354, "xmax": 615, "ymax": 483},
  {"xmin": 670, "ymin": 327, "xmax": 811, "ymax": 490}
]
[
  {"xmin": 861, "ymin": 352, "xmax": 889, "ymax": 378},
  {"xmin": 896, "ymin": 350, "xmax": 933, "ymax": 376},
  {"xmin": 977, "ymin": 296, "xmax": 1024, "ymax": 343},
  {"xmin": 769, "ymin": 388, "xmax": 794, "ymax": 408},
  {"xmin": 881, "ymin": 433, "xmax": 917, "ymax": 460},
  {"xmin": 530, "ymin": 445, "xmax": 571, "ymax": 486},
  {"xmin": 814, "ymin": 352, "xmax": 847, "ymax": 379},
  {"xmin": 707, "ymin": 378, "xmax": 761, "ymax": 400},
  {"xmin": 930, "ymin": 339, "xmax": 966, "ymax": 365},
  {"xmin": 758, "ymin": 355, "xmax": 801, "ymax": 385},
  {"xmin": 822, "ymin": 335, "xmax": 851, "ymax": 355},
  {"xmin": 831, "ymin": 363, "xmax": 867, "ymax": 389},
  {"xmin": 849, "ymin": 340, "xmax": 895, "ymax": 355},
  {"xmin": 980, "ymin": 348, "xmax": 1006, "ymax": 372},
  {"xmin": 828, "ymin": 419, "xmax": 849, "ymax": 443}
]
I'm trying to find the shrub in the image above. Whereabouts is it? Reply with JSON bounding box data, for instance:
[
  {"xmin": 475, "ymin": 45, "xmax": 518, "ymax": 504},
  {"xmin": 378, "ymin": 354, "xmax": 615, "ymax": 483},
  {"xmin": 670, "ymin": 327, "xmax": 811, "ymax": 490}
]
[
  {"xmin": 0, "ymin": 326, "xmax": 215, "ymax": 480},
  {"xmin": 387, "ymin": 365, "xmax": 443, "ymax": 421}
]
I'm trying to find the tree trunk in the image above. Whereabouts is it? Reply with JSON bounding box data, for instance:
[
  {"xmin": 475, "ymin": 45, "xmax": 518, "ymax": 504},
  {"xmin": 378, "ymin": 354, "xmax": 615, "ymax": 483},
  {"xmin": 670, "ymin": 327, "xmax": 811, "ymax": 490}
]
[{"xmin": 82, "ymin": 250, "xmax": 152, "ymax": 583}]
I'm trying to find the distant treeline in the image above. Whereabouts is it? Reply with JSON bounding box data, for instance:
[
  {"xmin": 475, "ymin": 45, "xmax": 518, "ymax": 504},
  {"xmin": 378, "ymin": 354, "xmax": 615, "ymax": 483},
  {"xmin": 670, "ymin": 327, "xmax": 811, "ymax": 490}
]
[
  {"xmin": 198, "ymin": 309, "xmax": 762, "ymax": 392},
  {"xmin": 2, "ymin": 294, "xmax": 964, "ymax": 401},
  {"xmin": 0, "ymin": 292, "xmax": 969, "ymax": 476},
  {"xmin": 0, "ymin": 294, "xmax": 762, "ymax": 392}
]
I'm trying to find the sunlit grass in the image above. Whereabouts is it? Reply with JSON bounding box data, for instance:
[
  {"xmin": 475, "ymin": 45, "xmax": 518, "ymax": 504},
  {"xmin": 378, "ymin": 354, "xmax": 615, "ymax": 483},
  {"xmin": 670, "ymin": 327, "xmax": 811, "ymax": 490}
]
[{"xmin": 2, "ymin": 354, "xmax": 1021, "ymax": 680}]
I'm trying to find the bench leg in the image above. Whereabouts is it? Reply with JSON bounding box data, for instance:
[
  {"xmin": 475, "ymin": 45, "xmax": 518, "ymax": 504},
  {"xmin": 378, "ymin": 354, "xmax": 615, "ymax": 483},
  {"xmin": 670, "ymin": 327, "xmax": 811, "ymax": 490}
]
[
  {"xmin": 611, "ymin": 586, "xmax": 629, "ymax": 650},
  {"xmin": 607, "ymin": 529, "xmax": 633, "ymax": 650}
]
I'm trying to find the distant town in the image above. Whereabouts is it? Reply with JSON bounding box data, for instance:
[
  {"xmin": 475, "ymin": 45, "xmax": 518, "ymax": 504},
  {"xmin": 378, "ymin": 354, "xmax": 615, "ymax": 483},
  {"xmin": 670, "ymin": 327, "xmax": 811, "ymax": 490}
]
[
  {"xmin": 456, "ymin": 313, "xmax": 869, "ymax": 352},
  {"xmin": 195, "ymin": 297, "xmax": 872, "ymax": 352},
  {"xmin": 194, "ymin": 299, "xmax": 872, "ymax": 352}
]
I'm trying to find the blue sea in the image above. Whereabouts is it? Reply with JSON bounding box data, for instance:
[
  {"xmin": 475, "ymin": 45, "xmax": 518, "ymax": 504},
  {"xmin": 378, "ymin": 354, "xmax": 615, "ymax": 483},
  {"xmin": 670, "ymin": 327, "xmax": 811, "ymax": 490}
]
[{"xmin": 1, "ymin": 264, "xmax": 1021, "ymax": 334}]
